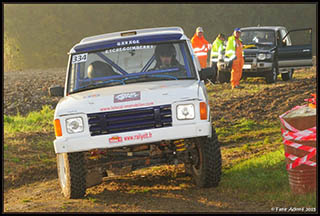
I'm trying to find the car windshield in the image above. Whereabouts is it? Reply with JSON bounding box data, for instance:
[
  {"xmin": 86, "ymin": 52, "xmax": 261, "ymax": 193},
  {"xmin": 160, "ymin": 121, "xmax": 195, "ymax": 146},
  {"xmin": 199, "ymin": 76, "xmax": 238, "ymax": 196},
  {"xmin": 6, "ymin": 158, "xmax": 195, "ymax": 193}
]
[
  {"xmin": 67, "ymin": 41, "xmax": 196, "ymax": 94},
  {"xmin": 241, "ymin": 30, "xmax": 275, "ymax": 46}
]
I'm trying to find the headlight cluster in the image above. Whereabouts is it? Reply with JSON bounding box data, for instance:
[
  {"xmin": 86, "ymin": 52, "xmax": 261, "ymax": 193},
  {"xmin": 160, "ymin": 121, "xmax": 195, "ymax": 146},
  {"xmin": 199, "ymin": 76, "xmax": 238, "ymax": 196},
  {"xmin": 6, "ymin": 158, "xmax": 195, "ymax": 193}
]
[
  {"xmin": 257, "ymin": 53, "xmax": 272, "ymax": 60},
  {"xmin": 176, "ymin": 104, "xmax": 195, "ymax": 120},
  {"xmin": 66, "ymin": 117, "xmax": 84, "ymax": 134}
]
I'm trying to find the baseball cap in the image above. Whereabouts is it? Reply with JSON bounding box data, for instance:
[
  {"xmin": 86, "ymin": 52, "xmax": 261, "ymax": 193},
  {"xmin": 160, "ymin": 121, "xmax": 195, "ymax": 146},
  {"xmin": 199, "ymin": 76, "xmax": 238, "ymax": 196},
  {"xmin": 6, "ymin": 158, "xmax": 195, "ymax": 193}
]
[
  {"xmin": 234, "ymin": 28, "xmax": 241, "ymax": 32},
  {"xmin": 196, "ymin": 27, "xmax": 203, "ymax": 33}
]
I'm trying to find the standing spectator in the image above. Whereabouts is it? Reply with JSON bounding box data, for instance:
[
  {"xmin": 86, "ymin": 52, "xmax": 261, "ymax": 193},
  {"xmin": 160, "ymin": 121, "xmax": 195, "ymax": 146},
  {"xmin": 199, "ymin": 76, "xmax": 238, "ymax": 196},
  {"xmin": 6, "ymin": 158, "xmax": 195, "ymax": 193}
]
[
  {"xmin": 210, "ymin": 33, "xmax": 226, "ymax": 68},
  {"xmin": 225, "ymin": 28, "xmax": 244, "ymax": 89},
  {"xmin": 191, "ymin": 27, "xmax": 211, "ymax": 69}
]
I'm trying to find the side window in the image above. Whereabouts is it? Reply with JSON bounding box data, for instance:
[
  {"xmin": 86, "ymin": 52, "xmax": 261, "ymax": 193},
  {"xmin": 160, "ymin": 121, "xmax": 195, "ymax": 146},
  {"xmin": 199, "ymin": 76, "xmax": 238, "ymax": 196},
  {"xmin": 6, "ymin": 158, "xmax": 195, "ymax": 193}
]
[
  {"xmin": 68, "ymin": 63, "xmax": 75, "ymax": 91},
  {"xmin": 174, "ymin": 44, "xmax": 184, "ymax": 66},
  {"xmin": 276, "ymin": 31, "xmax": 282, "ymax": 46},
  {"xmin": 280, "ymin": 29, "xmax": 291, "ymax": 46},
  {"xmin": 285, "ymin": 29, "xmax": 311, "ymax": 46},
  {"xmin": 187, "ymin": 41, "xmax": 201, "ymax": 72}
]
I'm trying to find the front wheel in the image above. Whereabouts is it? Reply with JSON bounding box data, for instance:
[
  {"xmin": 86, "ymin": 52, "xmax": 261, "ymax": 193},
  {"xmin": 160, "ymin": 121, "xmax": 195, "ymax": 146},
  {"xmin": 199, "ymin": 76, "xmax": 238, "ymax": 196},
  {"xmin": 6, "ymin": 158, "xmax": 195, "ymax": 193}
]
[
  {"xmin": 57, "ymin": 152, "xmax": 87, "ymax": 199},
  {"xmin": 265, "ymin": 66, "xmax": 278, "ymax": 84},
  {"xmin": 189, "ymin": 128, "xmax": 221, "ymax": 187}
]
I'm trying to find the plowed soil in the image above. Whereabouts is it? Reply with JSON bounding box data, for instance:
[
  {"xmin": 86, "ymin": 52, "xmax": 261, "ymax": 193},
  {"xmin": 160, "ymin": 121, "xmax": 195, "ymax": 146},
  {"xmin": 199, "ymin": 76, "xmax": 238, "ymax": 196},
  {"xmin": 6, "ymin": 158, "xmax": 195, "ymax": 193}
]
[{"xmin": 3, "ymin": 66, "xmax": 317, "ymax": 213}]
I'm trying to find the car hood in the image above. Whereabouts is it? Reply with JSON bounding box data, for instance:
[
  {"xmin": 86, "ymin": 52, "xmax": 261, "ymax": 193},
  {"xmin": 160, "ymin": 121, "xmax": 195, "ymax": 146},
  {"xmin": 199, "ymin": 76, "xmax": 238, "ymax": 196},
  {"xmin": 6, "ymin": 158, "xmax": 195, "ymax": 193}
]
[
  {"xmin": 243, "ymin": 44, "xmax": 274, "ymax": 53},
  {"xmin": 55, "ymin": 80, "xmax": 201, "ymax": 116}
]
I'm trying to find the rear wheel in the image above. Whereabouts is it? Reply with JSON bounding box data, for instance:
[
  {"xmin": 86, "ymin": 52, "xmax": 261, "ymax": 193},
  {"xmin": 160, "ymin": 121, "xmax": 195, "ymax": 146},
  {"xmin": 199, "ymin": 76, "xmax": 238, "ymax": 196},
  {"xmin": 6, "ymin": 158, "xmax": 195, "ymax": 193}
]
[
  {"xmin": 189, "ymin": 128, "xmax": 221, "ymax": 187},
  {"xmin": 57, "ymin": 152, "xmax": 87, "ymax": 199},
  {"xmin": 281, "ymin": 69, "xmax": 294, "ymax": 81}
]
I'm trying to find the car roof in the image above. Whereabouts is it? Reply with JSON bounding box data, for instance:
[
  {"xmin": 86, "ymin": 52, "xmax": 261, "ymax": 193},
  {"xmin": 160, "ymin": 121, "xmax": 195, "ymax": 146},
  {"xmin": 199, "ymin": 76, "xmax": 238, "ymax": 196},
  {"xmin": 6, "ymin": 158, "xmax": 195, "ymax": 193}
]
[
  {"xmin": 70, "ymin": 27, "xmax": 186, "ymax": 53},
  {"xmin": 80, "ymin": 26, "xmax": 184, "ymax": 44},
  {"xmin": 240, "ymin": 26, "xmax": 286, "ymax": 31}
]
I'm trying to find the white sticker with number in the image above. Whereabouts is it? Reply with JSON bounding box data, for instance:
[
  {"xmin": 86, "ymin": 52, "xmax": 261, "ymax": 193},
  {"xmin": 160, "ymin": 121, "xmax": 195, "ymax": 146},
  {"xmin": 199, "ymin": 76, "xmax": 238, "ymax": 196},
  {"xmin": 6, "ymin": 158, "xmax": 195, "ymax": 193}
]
[{"xmin": 72, "ymin": 53, "xmax": 88, "ymax": 64}]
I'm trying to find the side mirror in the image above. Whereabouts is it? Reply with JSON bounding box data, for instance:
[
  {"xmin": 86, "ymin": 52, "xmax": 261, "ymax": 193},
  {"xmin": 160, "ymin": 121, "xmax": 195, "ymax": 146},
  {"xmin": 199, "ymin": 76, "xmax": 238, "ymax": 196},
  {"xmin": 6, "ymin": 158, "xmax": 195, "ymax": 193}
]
[
  {"xmin": 49, "ymin": 85, "xmax": 64, "ymax": 97},
  {"xmin": 199, "ymin": 67, "xmax": 216, "ymax": 81}
]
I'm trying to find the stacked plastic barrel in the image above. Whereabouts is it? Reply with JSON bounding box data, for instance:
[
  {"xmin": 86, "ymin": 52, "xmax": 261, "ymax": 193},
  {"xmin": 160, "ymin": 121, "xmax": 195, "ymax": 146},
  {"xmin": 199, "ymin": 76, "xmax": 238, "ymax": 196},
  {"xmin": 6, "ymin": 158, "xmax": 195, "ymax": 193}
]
[{"xmin": 279, "ymin": 94, "xmax": 317, "ymax": 194}]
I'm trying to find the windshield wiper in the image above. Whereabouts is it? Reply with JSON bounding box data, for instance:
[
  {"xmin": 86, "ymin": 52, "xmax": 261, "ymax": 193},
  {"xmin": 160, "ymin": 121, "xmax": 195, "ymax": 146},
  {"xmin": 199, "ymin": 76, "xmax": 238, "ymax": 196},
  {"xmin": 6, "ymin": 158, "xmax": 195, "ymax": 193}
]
[{"xmin": 70, "ymin": 79, "xmax": 125, "ymax": 94}]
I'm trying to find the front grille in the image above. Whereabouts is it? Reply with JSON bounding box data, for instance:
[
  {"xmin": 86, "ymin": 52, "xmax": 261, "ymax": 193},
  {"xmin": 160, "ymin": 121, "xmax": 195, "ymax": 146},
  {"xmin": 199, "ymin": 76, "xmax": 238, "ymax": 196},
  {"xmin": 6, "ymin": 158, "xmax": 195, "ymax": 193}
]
[
  {"xmin": 87, "ymin": 105, "xmax": 172, "ymax": 136},
  {"xmin": 244, "ymin": 54, "xmax": 256, "ymax": 63}
]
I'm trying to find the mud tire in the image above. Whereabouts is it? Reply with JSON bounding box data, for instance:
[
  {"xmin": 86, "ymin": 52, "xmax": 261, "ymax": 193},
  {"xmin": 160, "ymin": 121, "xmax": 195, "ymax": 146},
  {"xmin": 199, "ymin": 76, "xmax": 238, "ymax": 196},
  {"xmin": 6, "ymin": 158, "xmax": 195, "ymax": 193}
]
[
  {"xmin": 57, "ymin": 152, "xmax": 86, "ymax": 199},
  {"xmin": 190, "ymin": 128, "xmax": 221, "ymax": 187}
]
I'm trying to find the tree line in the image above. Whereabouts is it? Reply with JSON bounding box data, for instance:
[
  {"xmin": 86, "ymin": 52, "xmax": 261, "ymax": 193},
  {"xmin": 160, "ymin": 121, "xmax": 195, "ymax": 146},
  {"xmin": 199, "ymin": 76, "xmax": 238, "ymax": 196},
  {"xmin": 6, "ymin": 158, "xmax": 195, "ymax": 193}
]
[{"xmin": 4, "ymin": 3, "xmax": 316, "ymax": 71}]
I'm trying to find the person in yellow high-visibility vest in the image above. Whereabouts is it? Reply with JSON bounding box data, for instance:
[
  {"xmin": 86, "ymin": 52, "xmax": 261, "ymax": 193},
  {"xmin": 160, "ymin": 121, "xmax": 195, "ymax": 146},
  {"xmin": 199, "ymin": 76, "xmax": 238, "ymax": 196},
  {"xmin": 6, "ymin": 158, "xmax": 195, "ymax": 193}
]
[
  {"xmin": 225, "ymin": 28, "xmax": 244, "ymax": 89},
  {"xmin": 210, "ymin": 33, "xmax": 226, "ymax": 68},
  {"xmin": 191, "ymin": 27, "xmax": 211, "ymax": 69}
]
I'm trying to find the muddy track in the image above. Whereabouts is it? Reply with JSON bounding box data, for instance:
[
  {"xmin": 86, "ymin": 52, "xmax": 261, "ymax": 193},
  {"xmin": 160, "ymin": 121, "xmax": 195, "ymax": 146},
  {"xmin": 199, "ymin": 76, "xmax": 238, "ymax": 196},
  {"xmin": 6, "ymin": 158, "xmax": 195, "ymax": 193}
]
[
  {"xmin": 4, "ymin": 165, "xmax": 273, "ymax": 212},
  {"xmin": 212, "ymin": 77, "xmax": 316, "ymax": 124},
  {"xmin": 3, "ymin": 67, "xmax": 316, "ymax": 213}
]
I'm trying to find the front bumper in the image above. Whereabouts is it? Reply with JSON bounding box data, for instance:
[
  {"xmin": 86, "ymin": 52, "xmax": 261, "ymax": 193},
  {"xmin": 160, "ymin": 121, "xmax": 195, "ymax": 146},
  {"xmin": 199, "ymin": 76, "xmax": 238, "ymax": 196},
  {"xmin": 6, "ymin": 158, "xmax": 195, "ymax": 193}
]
[
  {"xmin": 243, "ymin": 61, "xmax": 272, "ymax": 73},
  {"xmin": 54, "ymin": 121, "xmax": 212, "ymax": 153},
  {"xmin": 217, "ymin": 60, "xmax": 273, "ymax": 73}
]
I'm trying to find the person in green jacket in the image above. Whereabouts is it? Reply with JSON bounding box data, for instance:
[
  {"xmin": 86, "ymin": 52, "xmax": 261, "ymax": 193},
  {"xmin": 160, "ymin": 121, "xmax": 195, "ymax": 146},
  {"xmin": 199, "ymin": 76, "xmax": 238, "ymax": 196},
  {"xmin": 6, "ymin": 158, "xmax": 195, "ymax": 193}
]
[{"xmin": 210, "ymin": 33, "xmax": 226, "ymax": 68}]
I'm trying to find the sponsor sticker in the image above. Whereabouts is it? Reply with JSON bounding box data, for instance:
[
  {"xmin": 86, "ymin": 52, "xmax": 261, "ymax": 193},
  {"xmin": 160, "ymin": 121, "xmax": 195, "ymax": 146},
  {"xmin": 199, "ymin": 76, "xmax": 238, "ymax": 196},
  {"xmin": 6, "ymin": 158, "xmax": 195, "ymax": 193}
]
[
  {"xmin": 124, "ymin": 132, "xmax": 152, "ymax": 142},
  {"xmin": 109, "ymin": 136, "xmax": 123, "ymax": 144},
  {"xmin": 108, "ymin": 132, "xmax": 152, "ymax": 144},
  {"xmin": 105, "ymin": 45, "xmax": 153, "ymax": 54},
  {"xmin": 100, "ymin": 102, "xmax": 154, "ymax": 112},
  {"xmin": 116, "ymin": 40, "xmax": 140, "ymax": 46},
  {"xmin": 114, "ymin": 91, "xmax": 141, "ymax": 103},
  {"xmin": 83, "ymin": 93, "xmax": 100, "ymax": 99}
]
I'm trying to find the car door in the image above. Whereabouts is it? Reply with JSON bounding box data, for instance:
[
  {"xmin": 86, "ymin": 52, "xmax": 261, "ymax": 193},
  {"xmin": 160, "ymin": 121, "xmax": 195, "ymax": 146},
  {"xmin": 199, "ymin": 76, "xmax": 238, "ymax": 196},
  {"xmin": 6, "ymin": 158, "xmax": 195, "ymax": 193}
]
[{"xmin": 277, "ymin": 28, "xmax": 313, "ymax": 68}]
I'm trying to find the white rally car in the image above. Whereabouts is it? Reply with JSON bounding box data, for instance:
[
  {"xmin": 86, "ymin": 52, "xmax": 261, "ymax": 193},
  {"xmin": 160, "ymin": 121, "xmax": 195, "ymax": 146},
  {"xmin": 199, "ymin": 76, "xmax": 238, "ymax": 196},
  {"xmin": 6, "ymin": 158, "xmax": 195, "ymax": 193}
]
[{"xmin": 50, "ymin": 26, "xmax": 221, "ymax": 198}]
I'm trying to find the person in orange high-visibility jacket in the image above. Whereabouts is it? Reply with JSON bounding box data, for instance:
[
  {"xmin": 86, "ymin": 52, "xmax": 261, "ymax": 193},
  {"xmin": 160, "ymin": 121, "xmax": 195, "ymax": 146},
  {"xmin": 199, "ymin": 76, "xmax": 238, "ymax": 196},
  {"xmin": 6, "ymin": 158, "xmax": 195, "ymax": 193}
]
[
  {"xmin": 225, "ymin": 28, "xmax": 244, "ymax": 89},
  {"xmin": 191, "ymin": 27, "xmax": 211, "ymax": 68}
]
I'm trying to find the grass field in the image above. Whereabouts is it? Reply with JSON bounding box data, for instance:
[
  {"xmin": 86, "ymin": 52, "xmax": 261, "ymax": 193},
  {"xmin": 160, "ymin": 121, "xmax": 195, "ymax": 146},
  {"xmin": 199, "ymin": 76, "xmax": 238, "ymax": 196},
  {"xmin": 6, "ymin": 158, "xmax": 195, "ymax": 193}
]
[{"xmin": 3, "ymin": 104, "xmax": 316, "ymax": 208}]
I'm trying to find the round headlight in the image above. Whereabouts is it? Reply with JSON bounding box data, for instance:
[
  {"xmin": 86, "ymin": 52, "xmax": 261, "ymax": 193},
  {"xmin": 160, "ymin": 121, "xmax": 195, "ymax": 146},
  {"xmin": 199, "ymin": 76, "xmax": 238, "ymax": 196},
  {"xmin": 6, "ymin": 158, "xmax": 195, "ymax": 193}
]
[{"xmin": 257, "ymin": 53, "xmax": 266, "ymax": 60}]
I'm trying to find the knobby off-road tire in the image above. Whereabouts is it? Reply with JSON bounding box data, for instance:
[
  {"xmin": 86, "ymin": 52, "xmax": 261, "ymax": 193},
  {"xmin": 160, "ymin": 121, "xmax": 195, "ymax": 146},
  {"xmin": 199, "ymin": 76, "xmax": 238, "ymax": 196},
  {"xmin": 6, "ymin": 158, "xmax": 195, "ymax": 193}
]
[
  {"xmin": 281, "ymin": 69, "xmax": 294, "ymax": 81},
  {"xmin": 57, "ymin": 152, "xmax": 86, "ymax": 199},
  {"xmin": 191, "ymin": 128, "xmax": 222, "ymax": 187}
]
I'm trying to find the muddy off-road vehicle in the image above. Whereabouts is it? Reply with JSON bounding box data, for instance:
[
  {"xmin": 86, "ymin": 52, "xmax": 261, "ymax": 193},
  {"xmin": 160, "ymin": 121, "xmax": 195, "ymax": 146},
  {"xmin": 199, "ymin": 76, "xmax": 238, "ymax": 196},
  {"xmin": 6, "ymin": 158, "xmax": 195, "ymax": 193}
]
[
  {"xmin": 49, "ymin": 27, "xmax": 221, "ymax": 199},
  {"xmin": 216, "ymin": 26, "xmax": 313, "ymax": 84}
]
